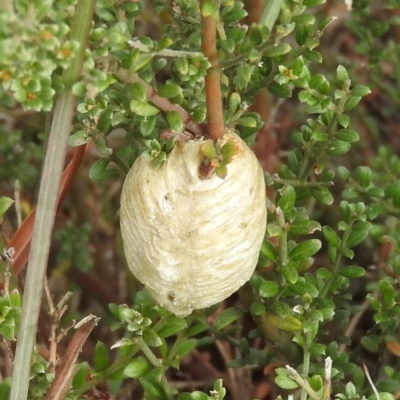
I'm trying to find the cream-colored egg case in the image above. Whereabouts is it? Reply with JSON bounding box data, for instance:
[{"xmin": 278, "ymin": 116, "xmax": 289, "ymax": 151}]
[{"xmin": 120, "ymin": 130, "xmax": 266, "ymax": 316}]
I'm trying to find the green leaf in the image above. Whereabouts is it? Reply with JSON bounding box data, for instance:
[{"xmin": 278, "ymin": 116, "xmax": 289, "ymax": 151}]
[
  {"xmin": 94, "ymin": 341, "xmax": 109, "ymax": 372},
  {"xmin": 354, "ymin": 166, "xmax": 371, "ymax": 188},
  {"xmin": 237, "ymin": 116, "xmax": 257, "ymax": 128},
  {"xmin": 267, "ymin": 82, "xmax": 292, "ymax": 98},
  {"xmin": 275, "ymin": 372, "xmax": 299, "ymax": 390},
  {"xmin": 340, "ymin": 265, "xmax": 365, "ymax": 278},
  {"xmin": 157, "ymin": 316, "xmax": 187, "ymax": 338},
  {"xmin": 292, "ymin": 14, "xmax": 315, "ymax": 25},
  {"xmin": 174, "ymin": 339, "xmax": 198, "ymax": 358},
  {"xmin": 214, "ymin": 307, "xmax": 243, "ymax": 331},
  {"xmin": 142, "ymin": 328, "xmax": 162, "ymax": 347},
  {"xmin": 89, "ymin": 158, "xmax": 108, "ymax": 180},
  {"xmin": 303, "ymin": 0, "xmax": 326, "ymax": 6},
  {"xmin": 366, "ymin": 187, "xmax": 384, "ymax": 198},
  {"xmin": 327, "ymin": 140, "xmax": 351, "ymax": 155},
  {"xmin": 344, "ymin": 96, "xmax": 362, "ymax": 111},
  {"xmin": 221, "ymin": 140, "xmax": 240, "ymax": 160},
  {"xmin": 201, "ymin": 0, "xmax": 218, "ymax": 17},
  {"xmin": 322, "ymin": 226, "xmax": 340, "ymax": 248},
  {"xmin": 259, "ymin": 240, "xmax": 277, "ymax": 261},
  {"xmin": 278, "ymin": 185, "xmax": 296, "ymax": 215},
  {"xmin": 250, "ymin": 301, "xmax": 266, "ymax": 316},
  {"xmin": 139, "ymin": 376, "xmax": 165, "ymax": 399},
  {"xmin": 302, "ymin": 50, "xmax": 322, "ymax": 63},
  {"xmin": 290, "ymin": 239, "xmax": 322, "ymax": 262},
  {"xmin": 140, "ymin": 115, "xmax": 157, "ymax": 137},
  {"xmin": 130, "ymin": 99, "xmax": 160, "ymax": 116},
  {"xmin": 166, "ymin": 111, "xmax": 184, "ymax": 133},
  {"xmin": 281, "ymin": 262, "xmax": 299, "ymax": 285},
  {"xmin": 290, "ymin": 280, "xmax": 319, "ymax": 297},
  {"xmin": 258, "ymin": 281, "xmax": 279, "ymax": 298},
  {"xmin": 298, "ymin": 90, "xmax": 319, "ymax": 106},
  {"xmin": 178, "ymin": 392, "xmax": 209, "ymax": 400},
  {"xmin": 69, "ymin": 130, "xmax": 90, "ymax": 147},
  {"xmin": 158, "ymin": 83, "xmax": 182, "ymax": 99},
  {"xmin": 72, "ymin": 363, "xmax": 89, "ymax": 389},
  {"xmin": 0, "ymin": 197, "xmax": 14, "ymax": 222},
  {"xmin": 380, "ymin": 278, "xmax": 395, "ymax": 309},
  {"xmin": 346, "ymin": 221, "xmax": 371, "ymax": 248},
  {"xmin": 337, "ymin": 114, "xmax": 350, "ymax": 128},
  {"xmin": 295, "ymin": 23, "xmax": 311, "ymax": 46},
  {"xmin": 336, "ymin": 65, "xmax": 349, "ymax": 82},
  {"xmin": 200, "ymin": 142, "xmax": 217, "ymax": 159},
  {"xmin": 130, "ymin": 82, "xmax": 147, "ymax": 102},
  {"xmin": 221, "ymin": 5, "xmax": 248, "ymax": 23},
  {"xmin": 385, "ymin": 181, "xmax": 400, "ymax": 207},
  {"xmin": 289, "ymin": 219, "xmax": 321, "ymax": 235},
  {"xmin": 310, "ymin": 187, "xmax": 334, "ymax": 205},
  {"xmin": 351, "ymin": 85, "xmax": 371, "ymax": 97},
  {"xmin": 361, "ymin": 335, "xmax": 381, "ymax": 353},
  {"xmin": 123, "ymin": 357, "xmax": 150, "ymax": 378},
  {"xmin": 337, "ymin": 166, "xmax": 350, "ymax": 180},
  {"xmin": 264, "ymin": 43, "xmax": 291, "ymax": 57},
  {"xmin": 309, "ymin": 74, "xmax": 330, "ymax": 94},
  {"xmin": 336, "ymin": 129, "xmax": 360, "ymax": 144}
]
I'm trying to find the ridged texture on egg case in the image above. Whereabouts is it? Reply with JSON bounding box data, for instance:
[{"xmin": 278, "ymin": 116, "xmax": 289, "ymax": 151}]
[{"xmin": 120, "ymin": 131, "xmax": 266, "ymax": 316}]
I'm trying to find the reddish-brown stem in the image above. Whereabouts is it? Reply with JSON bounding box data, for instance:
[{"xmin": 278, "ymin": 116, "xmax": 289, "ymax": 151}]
[
  {"xmin": 201, "ymin": 1, "xmax": 225, "ymax": 141},
  {"xmin": 44, "ymin": 316, "xmax": 99, "ymax": 400},
  {"xmin": 114, "ymin": 68, "xmax": 206, "ymax": 137}
]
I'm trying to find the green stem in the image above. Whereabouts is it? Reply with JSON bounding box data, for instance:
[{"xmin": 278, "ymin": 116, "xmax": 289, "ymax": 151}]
[
  {"xmin": 319, "ymin": 221, "xmax": 354, "ymax": 298},
  {"xmin": 10, "ymin": 2, "xmax": 96, "ymax": 399},
  {"xmin": 239, "ymin": 282, "xmax": 301, "ymax": 363},
  {"xmin": 298, "ymin": 114, "xmax": 339, "ymax": 182},
  {"xmin": 286, "ymin": 366, "xmax": 320, "ymax": 400},
  {"xmin": 201, "ymin": 0, "xmax": 225, "ymax": 140},
  {"xmin": 138, "ymin": 339, "xmax": 175, "ymax": 400},
  {"xmin": 274, "ymin": 176, "xmax": 333, "ymax": 188},
  {"xmin": 300, "ymin": 331, "xmax": 312, "ymax": 400},
  {"xmin": 75, "ymin": 345, "xmax": 141, "ymax": 396},
  {"xmin": 260, "ymin": 0, "xmax": 284, "ymax": 32},
  {"xmin": 276, "ymin": 207, "xmax": 288, "ymax": 266}
]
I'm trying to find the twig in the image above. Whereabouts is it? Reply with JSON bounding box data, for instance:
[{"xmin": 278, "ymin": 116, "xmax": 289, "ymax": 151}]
[
  {"xmin": 129, "ymin": 39, "xmax": 204, "ymax": 58},
  {"xmin": 322, "ymin": 357, "xmax": 332, "ymax": 400},
  {"xmin": 273, "ymin": 175, "xmax": 333, "ymax": 188},
  {"xmin": 200, "ymin": 0, "xmax": 225, "ymax": 140},
  {"xmin": 286, "ymin": 365, "xmax": 320, "ymax": 400},
  {"xmin": 339, "ymin": 297, "xmax": 371, "ymax": 354},
  {"xmin": 137, "ymin": 338, "xmax": 176, "ymax": 400},
  {"xmin": 14, "ymin": 180, "xmax": 21, "ymax": 228},
  {"xmin": 363, "ymin": 362, "xmax": 380, "ymax": 400},
  {"xmin": 113, "ymin": 68, "xmax": 205, "ymax": 137},
  {"xmin": 44, "ymin": 315, "xmax": 100, "ymax": 400},
  {"xmin": 9, "ymin": 2, "xmax": 96, "ymax": 399},
  {"xmin": 44, "ymin": 280, "xmax": 73, "ymax": 373}
]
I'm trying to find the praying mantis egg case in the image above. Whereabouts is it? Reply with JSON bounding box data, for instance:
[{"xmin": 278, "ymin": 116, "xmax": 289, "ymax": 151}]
[{"xmin": 120, "ymin": 130, "xmax": 267, "ymax": 317}]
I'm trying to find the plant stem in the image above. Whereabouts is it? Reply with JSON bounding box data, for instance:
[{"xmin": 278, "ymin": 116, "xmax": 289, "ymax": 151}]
[
  {"xmin": 239, "ymin": 282, "xmax": 301, "ymax": 363},
  {"xmin": 322, "ymin": 357, "xmax": 332, "ymax": 400},
  {"xmin": 276, "ymin": 207, "xmax": 288, "ymax": 266},
  {"xmin": 113, "ymin": 68, "xmax": 205, "ymax": 137},
  {"xmin": 260, "ymin": 0, "xmax": 284, "ymax": 32},
  {"xmin": 200, "ymin": 0, "xmax": 225, "ymax": 140},
  {"xmin": 10, "ymin": 2, "xmax": 96, "ymax": 399},
  {"xmin": 300, "ymin": 331, "xmax": 312, "ymax": 400},
  {"xmin": 319, "ymin": 221, "xmax": 354, "ymax": 298},
  {"xmin": 286, "ymin": 366, "xmax": 320, "ymax": 400},
  {"xmin": 137, "ymin": 339, "xmax": 175, "ymax": 400},
  {"xmin": 75, "ymin": 345, "xmax": 141, "ymax": 396},
  {"xmin": 273, "ymin": 175, "xmax": 333, "ymax": 187}
]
